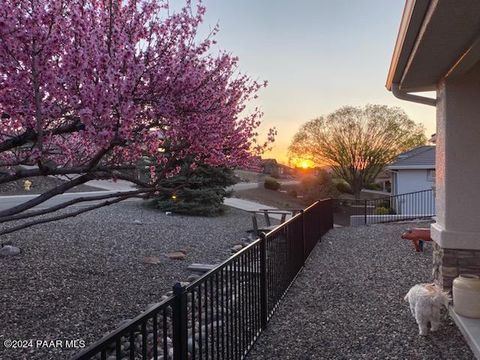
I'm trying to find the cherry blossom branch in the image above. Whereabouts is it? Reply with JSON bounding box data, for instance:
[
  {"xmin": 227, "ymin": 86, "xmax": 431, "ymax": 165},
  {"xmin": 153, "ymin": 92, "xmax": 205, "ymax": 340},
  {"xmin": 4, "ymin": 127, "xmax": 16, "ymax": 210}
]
[
  {"xmin": 0, "ymin": 174, "xmax": 95, "ymax": 218},
  {"xmin": 0, "ymin": 193, "xmax": 144, "ymax": 236},
  {"xmin": 0, "ymin": 189, "xmax": 150, "ymax": 224},
  {"xmin": 0, "ymin": 119, "xmax": 83, "ymax": 153},
  {"xmin": 0, "ymin": 165, "xmax": 136, "ymax": 185}
]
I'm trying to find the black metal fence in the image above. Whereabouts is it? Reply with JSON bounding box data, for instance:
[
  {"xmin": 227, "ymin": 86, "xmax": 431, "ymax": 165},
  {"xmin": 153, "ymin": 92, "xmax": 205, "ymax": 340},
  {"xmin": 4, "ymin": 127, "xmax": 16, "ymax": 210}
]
[
  {"xmin": 72, "ymin": 199, "xmax": 333, "ymax": 360},
  {"xmin": 338, "ymin": 189, "xmax": 435, "ymax": 226}
]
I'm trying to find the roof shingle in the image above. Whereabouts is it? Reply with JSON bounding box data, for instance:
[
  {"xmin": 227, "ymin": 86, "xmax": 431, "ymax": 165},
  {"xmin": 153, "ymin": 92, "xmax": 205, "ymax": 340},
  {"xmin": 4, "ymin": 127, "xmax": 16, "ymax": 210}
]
[{"xmin": 388, "ymin": 145, "xmax": 435, "ymax": 169}]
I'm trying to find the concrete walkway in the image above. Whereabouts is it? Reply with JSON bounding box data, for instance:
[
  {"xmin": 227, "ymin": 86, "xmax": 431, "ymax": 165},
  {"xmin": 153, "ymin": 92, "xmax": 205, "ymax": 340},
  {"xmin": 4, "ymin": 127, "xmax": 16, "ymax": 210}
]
[
  {"xmin": 225, "ymin": 197, "xmax": 276, "ymax": 213},
  {"xmin": 84, "ymin": 179, "xmax": 136, "ymax": 191},
  {"xmin": 0, "ymin": 181, "xmax": 287, "ymax": 217}
]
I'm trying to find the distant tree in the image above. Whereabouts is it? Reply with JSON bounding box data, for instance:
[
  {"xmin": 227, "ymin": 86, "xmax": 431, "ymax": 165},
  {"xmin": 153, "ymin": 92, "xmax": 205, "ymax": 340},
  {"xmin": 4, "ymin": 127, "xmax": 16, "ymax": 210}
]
[
  {"xmin": 289, "ymin": 105, "xmax": 427, "ymax": 198},
  {"xmin": 299, "ymin": 170, "xmax": 339, "ymax": 204},
  {"xmin": 0, "ymin": 0, "xmax": 275, "ymax": 235}
]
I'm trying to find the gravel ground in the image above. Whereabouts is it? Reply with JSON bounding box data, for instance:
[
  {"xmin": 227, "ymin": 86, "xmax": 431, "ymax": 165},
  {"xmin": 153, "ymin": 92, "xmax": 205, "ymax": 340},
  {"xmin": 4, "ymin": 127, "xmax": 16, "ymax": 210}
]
[
  {"xmin": 247, "ymin": 222, "xmax": 475, "ymax": 360},
  {"xmin": 0, "ymin": 201, "xmax": 258, "ymax": 360}
]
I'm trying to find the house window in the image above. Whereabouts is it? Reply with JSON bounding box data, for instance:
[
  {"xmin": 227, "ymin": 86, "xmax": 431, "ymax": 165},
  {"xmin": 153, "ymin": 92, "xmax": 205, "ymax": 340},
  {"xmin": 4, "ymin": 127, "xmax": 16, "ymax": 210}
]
[{"xmin": 427, "ymin": 169, "xmax": 436, "ymax": 182}]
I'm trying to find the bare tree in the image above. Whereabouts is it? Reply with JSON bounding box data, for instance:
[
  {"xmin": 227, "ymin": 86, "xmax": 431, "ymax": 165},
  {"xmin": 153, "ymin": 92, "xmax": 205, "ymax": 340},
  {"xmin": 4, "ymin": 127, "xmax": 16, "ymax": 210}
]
[{"xmin": 289, "ymin": 105, "xmax": 427, "ymax": 198}]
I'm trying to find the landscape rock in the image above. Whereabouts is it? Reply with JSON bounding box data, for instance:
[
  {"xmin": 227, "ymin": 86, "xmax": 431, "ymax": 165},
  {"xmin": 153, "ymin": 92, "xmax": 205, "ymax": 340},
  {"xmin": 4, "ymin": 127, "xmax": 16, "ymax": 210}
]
[
  {"xmin": 133, "ymin": 219, "xmax": 142, "ymax": 225},
  {"xmin": 187, "ymin": 274, "xmax": 201, "ymax": 282},
  {"xmin": 146, "ymin": 303, "xmax": 161, "ymax": 310},
  {"xmin": 0, "ymin": 245, "xmax": 20, "ymax": 257},
  {"xmin": 166, "ymin": 251, "xmax": 186, "ymax": 260},
  {"xmin": 117, "ymin": 319, "xmax": 132, "ymax": 328},
  {"xmin": 247, "ymin": 233, "xmax": 257, "ymax": 241},
  {"xmin": 231, "ymin": 244, "xmax": 243, "ymax": 253},
  {"xmin": 143, "ymin": 256, "xmax": 161, "ymax": 264},
  {"xmin": 187, "ymin": 263, "xmax": 217, "ymax": 273}
]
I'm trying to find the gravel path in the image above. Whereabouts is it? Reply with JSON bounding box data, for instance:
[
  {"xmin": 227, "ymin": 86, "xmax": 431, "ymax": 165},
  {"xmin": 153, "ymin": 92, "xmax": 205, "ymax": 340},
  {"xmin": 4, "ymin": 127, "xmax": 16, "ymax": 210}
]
[
  {"xmin": 247, "ymin": 222, "xmax": 475, "ymax": 360},
  {"xmin": 0, "ymin": 202, "xmax": 257, "ymax": 360}
]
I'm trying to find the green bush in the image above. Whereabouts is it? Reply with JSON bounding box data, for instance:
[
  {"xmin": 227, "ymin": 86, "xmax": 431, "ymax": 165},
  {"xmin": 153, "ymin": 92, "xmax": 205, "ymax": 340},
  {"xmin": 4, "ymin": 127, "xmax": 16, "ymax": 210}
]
[
  {"xmin": 376, "ymin": 199, "xmax": 391, "ymax": 208},
  {"xmin": 264, "ymin": 177, "xmax": 281, "ymax": 190},
  {"xmin": 151, "ymin": 164, "xmax": 236, "ymax": 216},
  {"xmin": 374, "ymin": 206, "xmax": 396, "ymax": 215},
  {"xmin": 365, "ymin": 183, "xmax": 382, "ymax": 191},
  {"xmin": 335, "ymin": 180, "xmax": 352, "ymax": 194}
]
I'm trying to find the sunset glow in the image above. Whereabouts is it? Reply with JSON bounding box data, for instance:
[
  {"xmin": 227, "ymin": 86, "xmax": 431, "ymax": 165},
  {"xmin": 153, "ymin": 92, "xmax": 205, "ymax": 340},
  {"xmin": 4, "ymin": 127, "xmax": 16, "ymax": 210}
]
[
  {"xmin": 201, "ymin": 0, "xmax": 435, "ymax": 164},
  {"xmin": 291, "ymin": 158, "xmax": 315, "ymax": 169}
]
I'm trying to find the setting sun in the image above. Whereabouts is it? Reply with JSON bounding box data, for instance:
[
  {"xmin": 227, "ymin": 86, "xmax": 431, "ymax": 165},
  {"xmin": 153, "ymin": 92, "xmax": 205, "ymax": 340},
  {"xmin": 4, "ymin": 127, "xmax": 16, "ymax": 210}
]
[{"xmin": 292, "ymin": 158, "xmax": 314, "ymax": 169}]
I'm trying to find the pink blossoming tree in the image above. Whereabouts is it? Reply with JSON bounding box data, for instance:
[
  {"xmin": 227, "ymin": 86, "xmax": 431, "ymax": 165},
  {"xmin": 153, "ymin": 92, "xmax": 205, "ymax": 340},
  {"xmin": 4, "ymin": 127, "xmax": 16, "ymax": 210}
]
[{"xmin": 0, "ymin": 0, "xmax": 275, "ymax": 234}]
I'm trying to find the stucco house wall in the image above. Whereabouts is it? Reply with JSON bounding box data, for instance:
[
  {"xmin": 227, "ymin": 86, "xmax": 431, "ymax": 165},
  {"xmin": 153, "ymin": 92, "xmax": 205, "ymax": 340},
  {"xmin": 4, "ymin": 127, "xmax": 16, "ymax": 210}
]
[
  {"xmin": 388, "ymin": 146, "xmax": 435, "ymax": 216},
  {"xmin": 392, "ymin": 169, "xmax": 435, "ymax": 215},
  {"xmin": 392, "ymin": 169, "xmax": 434, "ymax": 195}
]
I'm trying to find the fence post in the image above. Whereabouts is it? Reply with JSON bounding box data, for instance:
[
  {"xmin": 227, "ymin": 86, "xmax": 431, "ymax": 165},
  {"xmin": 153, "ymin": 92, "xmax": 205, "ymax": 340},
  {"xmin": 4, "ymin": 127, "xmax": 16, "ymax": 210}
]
[
  {"xmin": 364, "ymin": 199, "xmax": 367, "ymax": 225},
  {"xmin": 172, "ymin": 282, "xmax": 188, "ymax": 360},
  {"xmin": 300, "ymin": 209, "xmax": 306, "ymax": 263},
  {"xmin": 259, "ymin": 233, "xmax": 268, "ymax": 330},
  {"xmin": 326, "ymin": 199, "xmax": 334, "ymax": 231}
]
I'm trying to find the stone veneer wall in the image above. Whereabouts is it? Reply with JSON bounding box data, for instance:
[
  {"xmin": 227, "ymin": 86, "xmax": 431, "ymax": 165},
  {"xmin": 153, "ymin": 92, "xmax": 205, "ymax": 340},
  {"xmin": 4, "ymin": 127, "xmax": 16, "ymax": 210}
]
[{"xmin": 433, "ymin": 242, "xmax": 480, "ymax": 291}]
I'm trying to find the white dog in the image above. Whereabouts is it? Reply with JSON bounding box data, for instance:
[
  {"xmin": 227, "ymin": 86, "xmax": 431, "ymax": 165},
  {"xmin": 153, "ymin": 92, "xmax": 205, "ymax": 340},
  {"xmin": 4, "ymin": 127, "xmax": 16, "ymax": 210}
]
[{"xmin": 404, "ymin": 283, "xmax": 450, "ymax": 335}]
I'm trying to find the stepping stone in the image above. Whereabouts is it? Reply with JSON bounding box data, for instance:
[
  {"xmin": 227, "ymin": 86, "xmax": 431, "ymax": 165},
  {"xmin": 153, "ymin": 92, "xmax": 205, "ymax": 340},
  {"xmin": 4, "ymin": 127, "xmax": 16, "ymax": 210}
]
[
  {"xmin": 187, "ymin": 274, "xmax": 201, "ymax": 282},
  {"xmin": 231, "ymin": 244, "xmax": 243, "ymax": 253},
  {"xmin": 165, "ymin": 251, "xmax": 186, "ymax": 260},
  {"xmin": 188, "ymin": 263, "xmax": 217, "ymax": 273},
  {"xmin": 0, "ymin": 245, "xmax": 20, "ymax": 257},
  {"xmin": 143, "ymin": 256, "xmax": 161, "ymax": 264}
]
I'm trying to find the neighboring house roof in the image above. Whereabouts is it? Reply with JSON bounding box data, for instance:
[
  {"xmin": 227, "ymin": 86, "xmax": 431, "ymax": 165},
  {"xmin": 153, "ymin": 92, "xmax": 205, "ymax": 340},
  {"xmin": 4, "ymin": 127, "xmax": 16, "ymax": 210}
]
[{"xmin": 388, "ymin": 146, "xmax": 435, "ymax": 170}]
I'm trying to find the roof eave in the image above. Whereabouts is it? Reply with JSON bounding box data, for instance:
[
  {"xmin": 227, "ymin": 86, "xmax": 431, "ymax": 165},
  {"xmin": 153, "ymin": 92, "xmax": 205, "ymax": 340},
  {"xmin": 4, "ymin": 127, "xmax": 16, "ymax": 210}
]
[
  {"xmin": 387, "ymin": 165, "xmax": 435, "ymax": 170},
  {"xmin": 386, "ymin": 0, "xmax": 431, "ymax": 91}
]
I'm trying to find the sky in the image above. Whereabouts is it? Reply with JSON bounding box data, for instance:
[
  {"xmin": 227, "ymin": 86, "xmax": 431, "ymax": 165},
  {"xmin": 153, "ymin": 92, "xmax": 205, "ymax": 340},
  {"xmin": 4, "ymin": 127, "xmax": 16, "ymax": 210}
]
[{"xmin": 198, "ymin": 0, "xmax": 436, "ymax": 164}]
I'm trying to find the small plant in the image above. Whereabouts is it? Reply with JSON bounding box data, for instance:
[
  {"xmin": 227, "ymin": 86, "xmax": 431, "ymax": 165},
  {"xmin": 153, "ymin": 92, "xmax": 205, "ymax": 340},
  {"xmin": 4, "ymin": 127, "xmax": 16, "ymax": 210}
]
[
  {"xmin": 365, "ymin": 183, "xmax": 382, "ymax": 191},
  {"xmin": 335, "ymin": 180, "xmax": 352, "ymax": 194},
  {"xmin": 376, "ymin": 199, "xmax": 391, "ymax": 208},
  {"xmin": 374, "ymin": 206, "xmax": 395, "ymax": 215},
  {"xmin": 264, "ymin": 177, "xmax": 280, "ymax": 191}
]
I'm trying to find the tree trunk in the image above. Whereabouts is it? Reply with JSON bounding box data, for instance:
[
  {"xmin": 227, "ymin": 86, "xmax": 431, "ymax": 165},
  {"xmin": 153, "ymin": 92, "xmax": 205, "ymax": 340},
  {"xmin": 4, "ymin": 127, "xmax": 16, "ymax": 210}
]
[{"xmin": 352, "ymin": 177, "xmax": 363, "ymax": 200}]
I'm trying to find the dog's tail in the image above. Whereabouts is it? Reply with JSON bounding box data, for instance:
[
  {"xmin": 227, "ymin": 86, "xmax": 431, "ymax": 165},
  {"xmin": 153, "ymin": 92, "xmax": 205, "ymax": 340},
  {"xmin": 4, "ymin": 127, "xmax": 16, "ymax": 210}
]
[
  {"xmin": 438, "ymin": 290, "xmax": 451, "ymax": 308},
  {"xmin": 404, "ymin": 289, "xmax": 411, "ymax": 302},
  {"xmin": 432, "ymin": 286, "xmax": 451, "ymax": 307}
]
